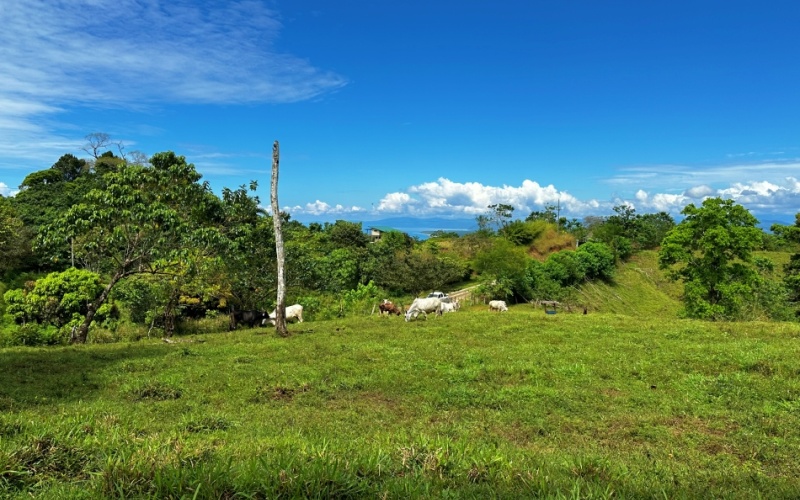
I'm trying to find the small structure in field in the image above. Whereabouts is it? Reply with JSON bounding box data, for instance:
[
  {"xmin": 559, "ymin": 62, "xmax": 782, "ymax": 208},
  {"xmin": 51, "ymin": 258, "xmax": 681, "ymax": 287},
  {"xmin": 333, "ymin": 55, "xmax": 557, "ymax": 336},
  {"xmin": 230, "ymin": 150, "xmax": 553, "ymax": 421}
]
[
  {"xmin": 537, "ymin": 300, "xmax": 560, "ymax": 315},
  {"xmin": 368, "ymin": 226, "xmax": 398, "ymax": 242}
]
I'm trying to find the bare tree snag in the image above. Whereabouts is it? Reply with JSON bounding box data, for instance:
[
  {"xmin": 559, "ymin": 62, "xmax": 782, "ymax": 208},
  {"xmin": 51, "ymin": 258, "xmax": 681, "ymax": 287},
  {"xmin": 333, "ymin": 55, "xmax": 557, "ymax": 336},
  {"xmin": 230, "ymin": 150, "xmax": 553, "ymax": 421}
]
[{"xmin": 271, "ymin": 140, "xmax": 289, "ymax": 337}]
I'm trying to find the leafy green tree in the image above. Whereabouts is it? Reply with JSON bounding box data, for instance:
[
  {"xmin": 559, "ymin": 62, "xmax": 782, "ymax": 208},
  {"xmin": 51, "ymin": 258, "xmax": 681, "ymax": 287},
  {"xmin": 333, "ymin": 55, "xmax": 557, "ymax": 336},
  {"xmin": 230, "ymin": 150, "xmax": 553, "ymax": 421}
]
[
  {"xmin": 589, "ymin": 209, "xmax": 634, "ymax": 261},
  {"xmin": 591, "ymin": 221, "xmax": 632, "ymax": 262},
  {"xmin": 785, "ymin": 255, "xmax": 800, "ymax": 307},
  {"xmin": 475, "ymin": 214, "xmax": 493, "ymax": 235},
  {"xmin": 474, "ymin": 238, "xmax": 529, "ymax": 300},
  {"xmin": 500, "ymin": 220, "xmax": 540, "ymax": 245},
  {"xmin": 543, "ymin": 251, "xmax": 585, "ymax": 287},
  {"xmin": 216, "ymin": 183, "xmax": 277, "ymax": 310},
  {"xmin": 373, "ymin": 249, "xmax": 466, "ymax": 295},
  {"xmin": 51, "ymin": 154, "xmax": 88, "ymax": 182},
  {"xmin": 637, "ymin": 212, "xmax": 675, "ymax": 249},
  {"xmin": 575, "ymin": 242, "xmax": 616, "ymax": 281},
  {"xmin": 340, "ymin": 281, "xmax": 381, "ymax": 316},
  {"xmin": 563, "ymin": 218, "xmax": 589, "ymax": 245},
  {"xmin": 487, "ymin": 203, "xmax": 514, "ymax": 231},
  {"xmin": 93, "ymin": 151, "xmax": 126, "ymax": 176},
  {"xmin": 589, "ymin": 206, "xmax": 673, "ymax": 255},
  {"xmin": 773, "ymin": 214, "xmax": 800, "ymax": 316},
  {"xmin": 112, "ymin": 275, "xmax": 169, "ymax": 325},
  {"xmin": 524, "ymin": 260, "xmax": 564, "ymax": 302},
  {"xmin": 362, "ymin": 230, "xmax": 414, "ymax": 289},
  {"xmin": 318, "ymin": 248, "xmax": 362, "ymax": 292},
  {"xmin": 772, "ymin": 214, "xmax": 800, "ymax": 240},
  {"xmin": 37, "ymin": 152, "xmax": 225, "ymax": 343},
  {"xmin": 658, "ymin": 198, "xmax": 763, "ymax": 320},
  {"xmin": 12, "ymin": 156, "xmax": 101, "ymax": 269},
  {"xmin": 0, "ymin": 197, "xmax": 32, "ymax": 276},
  {"xmin": 526, "ymin": 205, "xmax": 558, "ymax": 224},
  {"xmin": 474, "ymin": 238, "xmax": 528, "ymax": 281},
  {"xmin": 325, "ymin": 220, "xmax": 369, "ymax": 249},
  {"xmin": 3, "ymin": 268, "xmax": 108, "ymax": 333}
]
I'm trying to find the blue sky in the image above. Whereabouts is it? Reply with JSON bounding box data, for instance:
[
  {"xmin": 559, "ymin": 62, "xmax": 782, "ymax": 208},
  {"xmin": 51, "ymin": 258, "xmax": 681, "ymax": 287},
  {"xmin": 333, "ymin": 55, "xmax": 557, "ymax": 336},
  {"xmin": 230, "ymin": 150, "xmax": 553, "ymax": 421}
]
[{"xmin": 2, "ymin": 1, "xmax": 799, "ymax": 224}]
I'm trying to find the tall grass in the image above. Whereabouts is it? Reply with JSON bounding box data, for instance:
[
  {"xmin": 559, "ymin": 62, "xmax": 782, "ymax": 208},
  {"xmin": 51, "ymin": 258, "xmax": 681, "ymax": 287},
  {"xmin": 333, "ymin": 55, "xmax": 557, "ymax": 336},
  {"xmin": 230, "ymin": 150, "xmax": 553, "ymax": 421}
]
[{"xmin": 2, "ymin": 310, "xmax": 800, "ymax": 498}]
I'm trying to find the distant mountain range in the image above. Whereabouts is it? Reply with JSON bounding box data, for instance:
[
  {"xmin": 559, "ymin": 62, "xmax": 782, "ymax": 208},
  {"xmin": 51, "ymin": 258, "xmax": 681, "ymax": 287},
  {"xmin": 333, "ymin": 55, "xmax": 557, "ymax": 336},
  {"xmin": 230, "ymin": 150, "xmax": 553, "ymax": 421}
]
[{"xmin": 759, "ymin": 217, "xmax": 795, "ymax": 231}]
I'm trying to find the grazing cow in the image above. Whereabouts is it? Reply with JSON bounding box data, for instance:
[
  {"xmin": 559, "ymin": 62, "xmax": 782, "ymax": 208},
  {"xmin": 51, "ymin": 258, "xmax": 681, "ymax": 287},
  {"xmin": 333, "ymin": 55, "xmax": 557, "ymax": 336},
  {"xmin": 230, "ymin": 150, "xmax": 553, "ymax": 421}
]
[
  {"xmin": 266, "ymin": 304, "xmax": 304, "ymax": 326},
  {"xmin": 439, "ymin": 299, "xmax": 460, "ymax": 314},
  {"xmin": 405, "ymin": 297, "xmax": 443, "ymax": 322},
  {"xmin": 379, "ymin": 299, "xmax": 403, "ymax": 316},
  {"xmin": 229, "ymin": 309, "xmax": 267, "ymax": 330},
  {"xmin": 488, "ymin": 300, "xmax": 508, "ymax": 312}
]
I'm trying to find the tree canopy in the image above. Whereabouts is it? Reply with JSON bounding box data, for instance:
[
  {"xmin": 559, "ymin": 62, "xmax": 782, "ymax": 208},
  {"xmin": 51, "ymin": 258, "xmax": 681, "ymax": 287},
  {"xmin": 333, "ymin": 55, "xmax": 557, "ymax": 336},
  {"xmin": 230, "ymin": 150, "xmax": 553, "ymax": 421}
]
[
  {"xmin": 37, "ymin": 152, "xmax": 225, "ymax": 342},
  {"xmin": 659, "ymin": 198, "xmax": 763, "ymax": 319}
]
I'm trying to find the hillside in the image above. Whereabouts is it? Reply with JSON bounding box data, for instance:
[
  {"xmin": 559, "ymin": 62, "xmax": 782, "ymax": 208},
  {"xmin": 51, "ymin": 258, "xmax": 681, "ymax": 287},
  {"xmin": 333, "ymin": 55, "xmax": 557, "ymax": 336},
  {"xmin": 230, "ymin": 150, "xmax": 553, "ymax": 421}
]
[{"xmin": 575, "ymin": 250, "xmax": 683, "ymax": 317}]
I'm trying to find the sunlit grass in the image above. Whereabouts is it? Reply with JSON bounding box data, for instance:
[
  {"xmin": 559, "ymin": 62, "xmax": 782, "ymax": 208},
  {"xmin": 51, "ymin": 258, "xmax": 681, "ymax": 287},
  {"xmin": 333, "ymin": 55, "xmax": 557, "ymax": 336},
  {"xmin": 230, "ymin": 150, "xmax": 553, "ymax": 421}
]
[{"xmin": 2, "ymin": 310, "xmax": 800, "ymax": 497}]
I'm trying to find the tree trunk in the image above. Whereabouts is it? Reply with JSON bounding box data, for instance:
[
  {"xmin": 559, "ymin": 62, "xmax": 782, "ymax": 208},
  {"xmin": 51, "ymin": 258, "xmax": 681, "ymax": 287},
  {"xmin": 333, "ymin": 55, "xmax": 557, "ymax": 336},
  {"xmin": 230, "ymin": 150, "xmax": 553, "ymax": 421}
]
[
  {"xmin": 71, "ymin": 271, "xmax": 124, "ymax": 344},
  {"xmin": 271, "ymin": 140, "xmax": 289, "ymax": 337}
]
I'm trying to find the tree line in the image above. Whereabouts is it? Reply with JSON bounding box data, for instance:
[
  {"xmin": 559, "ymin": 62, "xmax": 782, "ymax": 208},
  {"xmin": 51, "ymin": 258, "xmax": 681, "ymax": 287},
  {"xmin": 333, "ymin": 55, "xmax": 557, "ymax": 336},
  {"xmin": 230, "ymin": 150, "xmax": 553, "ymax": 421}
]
[{"xmin": 1, "ymin": 137, "xmax": 798, "ymax": 345}]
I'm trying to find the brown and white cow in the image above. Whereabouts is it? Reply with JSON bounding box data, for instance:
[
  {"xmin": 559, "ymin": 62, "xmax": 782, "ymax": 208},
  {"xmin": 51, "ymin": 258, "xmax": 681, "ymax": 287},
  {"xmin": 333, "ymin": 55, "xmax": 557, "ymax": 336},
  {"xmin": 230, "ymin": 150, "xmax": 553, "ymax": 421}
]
[{"xmin": 379, "ymin": 299, "xmax": 404, "ymax": 316}]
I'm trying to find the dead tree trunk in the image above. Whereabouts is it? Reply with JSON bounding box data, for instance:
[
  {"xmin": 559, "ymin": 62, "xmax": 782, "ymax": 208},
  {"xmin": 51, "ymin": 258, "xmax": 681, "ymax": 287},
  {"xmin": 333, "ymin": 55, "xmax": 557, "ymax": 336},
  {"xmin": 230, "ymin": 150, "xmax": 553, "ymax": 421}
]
[{"xmin": 271, "ymin": 140, "xmax": 289, "ymax": 337}]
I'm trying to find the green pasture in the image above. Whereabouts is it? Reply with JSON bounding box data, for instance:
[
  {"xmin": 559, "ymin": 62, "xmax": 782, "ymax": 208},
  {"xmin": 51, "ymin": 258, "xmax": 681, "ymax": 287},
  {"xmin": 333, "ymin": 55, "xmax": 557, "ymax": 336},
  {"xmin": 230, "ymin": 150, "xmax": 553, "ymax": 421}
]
[{"xmin": 2, "ymin": 308, "xmax": 800, "ymax": 498}]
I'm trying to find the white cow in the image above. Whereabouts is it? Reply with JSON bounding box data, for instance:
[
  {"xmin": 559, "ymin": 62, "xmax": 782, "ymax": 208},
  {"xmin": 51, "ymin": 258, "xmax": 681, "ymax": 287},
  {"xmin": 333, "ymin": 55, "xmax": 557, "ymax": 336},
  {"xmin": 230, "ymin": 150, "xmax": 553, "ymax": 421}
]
[
  {"xmin": 405, "ymin": 297, "xmax": 443, "ymax": 322},
  {"xmin": 488, "ymin": 300, "xmax": 508, "ymax": 312},
  {"xmin": 439, "ymin": 299, "xmax": 460, "ymax": 314},
  {"xmin": 266, "ymin": 304, "xmax": 304, "ymax": 325}
]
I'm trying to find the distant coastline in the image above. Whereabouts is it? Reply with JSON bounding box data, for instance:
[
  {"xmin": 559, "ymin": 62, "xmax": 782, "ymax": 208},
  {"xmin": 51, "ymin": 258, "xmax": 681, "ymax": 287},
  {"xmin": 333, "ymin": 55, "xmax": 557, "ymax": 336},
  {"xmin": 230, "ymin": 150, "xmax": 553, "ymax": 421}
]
[{"xmin": 291, "ymin": 214, "xmax": 793, "ymax": 240}]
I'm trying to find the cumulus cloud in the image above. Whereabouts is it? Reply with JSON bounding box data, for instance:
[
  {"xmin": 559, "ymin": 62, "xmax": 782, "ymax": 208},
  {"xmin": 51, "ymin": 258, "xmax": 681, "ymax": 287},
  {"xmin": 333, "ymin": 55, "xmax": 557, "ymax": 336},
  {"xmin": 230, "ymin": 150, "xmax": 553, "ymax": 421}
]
[
  {"xmin": 290, "ymin": 178, "xmax": 609, "ymax": 218},
  {"xmin": 377, "ymin": 192, "xmax": 416, "ymax": 212},
  {"xmin": 684, "ymin": 185, "xmax": 715, "ymax": 198},
  {"xmin": 288, "ymin": 200, "xmax": 365, "ymax": 216},
  {"xmin": 634, "ymin": 191, "xmax": 690, "ymax": 213},
  {"xmin": 0, "ymin": 182, "xmax": 16, "ymax": 197},
  {"xmin": 287, "ymin": 172, "xmax": 800, "ymax": 221}
]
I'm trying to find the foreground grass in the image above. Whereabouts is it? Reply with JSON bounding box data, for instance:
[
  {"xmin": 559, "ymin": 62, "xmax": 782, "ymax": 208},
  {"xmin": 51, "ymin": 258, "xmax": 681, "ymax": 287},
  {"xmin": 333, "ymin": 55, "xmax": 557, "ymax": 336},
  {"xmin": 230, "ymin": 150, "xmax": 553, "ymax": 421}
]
[{"xmin": 2, "ymin": 309, "xmax": 800, "ymax": 498}]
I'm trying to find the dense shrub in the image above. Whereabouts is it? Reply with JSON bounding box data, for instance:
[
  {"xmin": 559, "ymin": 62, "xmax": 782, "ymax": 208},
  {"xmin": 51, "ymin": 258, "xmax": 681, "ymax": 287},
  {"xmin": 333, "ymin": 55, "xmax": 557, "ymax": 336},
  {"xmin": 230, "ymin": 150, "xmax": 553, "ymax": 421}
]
[
  {"xmin": 575, "ymin": 242, "xmax": 616, "ymax": 282},
  {"xmin": 3, "ymin": 268, "xmax": 103, "ymax": 328}
]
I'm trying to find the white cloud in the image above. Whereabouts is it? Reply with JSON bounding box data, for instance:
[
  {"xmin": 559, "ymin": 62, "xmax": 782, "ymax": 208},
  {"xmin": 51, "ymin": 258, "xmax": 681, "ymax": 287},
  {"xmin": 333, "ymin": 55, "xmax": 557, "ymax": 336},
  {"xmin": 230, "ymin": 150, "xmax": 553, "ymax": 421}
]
[
  {"xmin": 287, "ymin": 171, "xmax": 800, "ymax": 222},
  {"xmin": 0, "ymin": 182, "xmax": 16, "ymax": 197},
  {"xmin": 607, "ymin": 161, "xmax": 800, "ymax": 192},
  {"xmin": 0, "ymin": 0, "xmax": 347, "ymax": 168},
  {"xmin": 377, "ymin": 192, "xmax": 416, "ymax": 212},
  {"xmin": 283, "ymin": 178, "xmax": 605, "ymax": 218},
  {"xmin": 684, "ymin": 185, "xmax": 715, "ymax": 198},
  {"xmin": 2, "ymin": 1, "xmax": 345, "ymax": 106},
  {"xmin": 403, "ymin": 178, "xmax": 604, "ymax": 216},
  {"xmin": 288, "ymin": 200, "xmax": 365, "ymax": 216},
  {"xmin": 635, "ymin": 191, "xmax": 690, "ymax": 213},
  {"xmin": 718, "ymin": 180, "xmax": 781, "ymax": 198}
]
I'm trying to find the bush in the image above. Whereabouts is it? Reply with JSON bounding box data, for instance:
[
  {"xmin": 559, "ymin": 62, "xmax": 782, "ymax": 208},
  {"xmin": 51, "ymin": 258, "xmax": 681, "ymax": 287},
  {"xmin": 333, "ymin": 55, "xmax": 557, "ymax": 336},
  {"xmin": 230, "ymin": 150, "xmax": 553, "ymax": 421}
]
[
  {"xmin": 575, "ymin": 242, "xmax": 616, "ymax": 282},
  {"xmin": 543, "ymin": 251, "xmax": 585, "ymax": 287},
  {"xmin": 524, "ymin": 260, "xmax": 566, "ymax": 302},
  {"xmin": 2, "ymin": 323, "xmax": 66, "ymax": 347},
  {"xmin": 2, "ymin": 268, "xmax": 103, "ymax": 328}
]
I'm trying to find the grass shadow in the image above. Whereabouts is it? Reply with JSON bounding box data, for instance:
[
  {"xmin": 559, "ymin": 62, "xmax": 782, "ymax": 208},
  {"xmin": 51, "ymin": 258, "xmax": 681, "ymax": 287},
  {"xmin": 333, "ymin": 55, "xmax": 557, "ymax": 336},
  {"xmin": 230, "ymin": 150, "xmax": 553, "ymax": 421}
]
[{"xmin": 0, "ymin": 342, "xmax": 176, "ymax": 411}]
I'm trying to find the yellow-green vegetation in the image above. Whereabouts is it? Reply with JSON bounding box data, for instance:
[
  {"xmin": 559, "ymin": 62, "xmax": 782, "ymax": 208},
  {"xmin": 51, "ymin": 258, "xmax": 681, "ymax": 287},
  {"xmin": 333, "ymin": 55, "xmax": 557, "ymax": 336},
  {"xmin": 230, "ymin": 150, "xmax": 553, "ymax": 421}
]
[
  {"xmin": 576, "ymin": 250, "xmax": 683, "ymax": 316},
  {"xmin": 530, "ymin": 226, "xmax": 576, "ymax": 258},
  {"xmin": 2, "ymin": 309, "xmax": 800, "ymax": 498}
]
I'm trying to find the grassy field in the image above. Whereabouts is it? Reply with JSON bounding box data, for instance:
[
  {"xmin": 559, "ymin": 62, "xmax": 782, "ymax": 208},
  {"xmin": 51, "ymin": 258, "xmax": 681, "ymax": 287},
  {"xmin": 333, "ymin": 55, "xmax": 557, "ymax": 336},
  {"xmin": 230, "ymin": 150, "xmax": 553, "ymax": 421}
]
[
  {"xmin": 574, "ymin": 251, "xmax": 684, "ymax": 317},
  {"xmin": 2, "ymin": 307, "xmax": 800, "ymax": 498}
]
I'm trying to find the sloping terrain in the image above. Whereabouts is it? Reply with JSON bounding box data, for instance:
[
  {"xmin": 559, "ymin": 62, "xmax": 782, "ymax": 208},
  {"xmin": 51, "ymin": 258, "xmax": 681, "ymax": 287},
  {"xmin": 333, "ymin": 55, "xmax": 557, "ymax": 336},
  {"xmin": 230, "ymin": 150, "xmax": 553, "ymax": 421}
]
[{"xmin": 575, "ymin": 250, "xmax": 683, "ymax": 317}]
